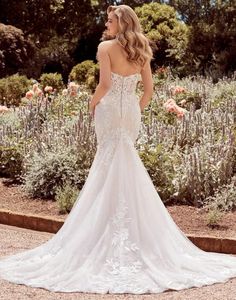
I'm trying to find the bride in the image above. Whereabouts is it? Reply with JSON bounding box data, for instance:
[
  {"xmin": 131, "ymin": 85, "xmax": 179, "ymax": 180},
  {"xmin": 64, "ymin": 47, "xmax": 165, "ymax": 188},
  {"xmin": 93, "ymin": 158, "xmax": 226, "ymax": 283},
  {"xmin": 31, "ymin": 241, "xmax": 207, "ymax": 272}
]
[{"xmin": 0, "ymin": 4, "xmax": 236, "ymax": 295}]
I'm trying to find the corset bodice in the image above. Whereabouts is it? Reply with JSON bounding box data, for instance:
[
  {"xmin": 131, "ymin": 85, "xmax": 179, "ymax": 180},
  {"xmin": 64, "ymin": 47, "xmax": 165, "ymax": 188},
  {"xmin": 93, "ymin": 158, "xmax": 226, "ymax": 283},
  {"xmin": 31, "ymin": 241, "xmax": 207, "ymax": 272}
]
[
  {"xmin": 105, "ymin": 72, "xmax": 141, "ymax": 96},
  {"xmin": 94, "ymin": 72, "xmax": 142, "ymax": 148}
]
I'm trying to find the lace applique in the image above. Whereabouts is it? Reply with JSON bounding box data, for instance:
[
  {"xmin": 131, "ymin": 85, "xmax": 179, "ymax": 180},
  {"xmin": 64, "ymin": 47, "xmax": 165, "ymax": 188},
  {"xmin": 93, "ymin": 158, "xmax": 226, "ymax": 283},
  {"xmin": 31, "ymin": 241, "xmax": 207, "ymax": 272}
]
[
  {"xmin": 104, "ymin": 192, "xmax": 143, "ymax": 280},
  {"xmin": 96, "ymin": 127, "xmax": 134, "ymax": 169},
  {"xmin": 107, "ymin": 73, "xmax": 140, "ymax": 97}
]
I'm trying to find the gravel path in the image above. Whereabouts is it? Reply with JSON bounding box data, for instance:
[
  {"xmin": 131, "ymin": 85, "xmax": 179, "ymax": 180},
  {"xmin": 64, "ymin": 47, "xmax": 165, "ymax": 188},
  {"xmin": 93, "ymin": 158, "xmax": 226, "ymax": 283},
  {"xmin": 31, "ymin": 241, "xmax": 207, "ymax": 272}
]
[{"xmin": 0, "ymin": 224, "xmax": 236, "ymax": 300}]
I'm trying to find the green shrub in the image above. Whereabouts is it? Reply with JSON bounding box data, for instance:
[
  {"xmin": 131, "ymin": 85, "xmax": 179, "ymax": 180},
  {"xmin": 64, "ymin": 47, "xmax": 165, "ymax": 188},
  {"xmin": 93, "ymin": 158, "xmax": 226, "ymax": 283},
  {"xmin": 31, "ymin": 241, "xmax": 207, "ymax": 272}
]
[
  {"xmin": 23, "ymin": 146, "xmax": 93, "ymax": 199},
  {"xmin": 204, "ymin": 178, "xmax": 236, "ymax": 213},
  {"xmin": 55, "ymin": 181, "xmax": 79, "ymax": 214},
  {"xmin": 210, "ymin": 80, "xmax": 236, "ymax": 108},
  {"xmin": 206, "ymin": 207, "xmax": 224, "ymax": 228},
  {"xmin": 172, "ymin": 137, "xmax": 235, "ymax": 207},
  {"xmin": 86, "ymin": 63, "xmax": 99, "ymax": 92},
  {"xmin": 39, "ymin": 72, "xmax": 64, "ymax": 91},
  {"xmin": 139, "ymin": 144, "xmax": 175, "ymax": 202},
  {"xmin": 0, "ymin": 109, "xmax": 21, "ymax": 128},
  {"xmin": 0, "ymin": 74, "xmax": 31, "ymax": 106},
  {"xmin": 69, "ymin": 60, "xmax": 95, "ymax": 83},
  {"xmin": 0, "ymin": 146, "xmax": 24, "ymax": 182}
]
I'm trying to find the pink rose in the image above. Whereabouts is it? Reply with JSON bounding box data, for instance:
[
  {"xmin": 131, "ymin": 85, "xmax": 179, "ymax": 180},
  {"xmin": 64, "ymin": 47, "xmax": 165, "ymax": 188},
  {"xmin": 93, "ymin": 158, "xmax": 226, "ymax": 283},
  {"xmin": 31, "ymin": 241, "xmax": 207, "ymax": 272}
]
[
  {"xmin": 163, "ymin": 98, "xmax": 176, "ymax": 107},
  {"xmin": 25, "ymin": 90, "xmax": 34, "ymax": 99},
  {"xmin": 35, "ymin": 87, "xmax": 43, "ymax": 97},
  {"xmin": 177, "ymin": 111, "xmax": 184, "ymax": 118},
  {"xmin": 62, "ymin": 89, "xmax": 68, "ymax": 96},
  {"xmin": 164, "ymin": 98, "xmax": 178, "ymax": 112},
  {"xmin": 176, "ymin": 107, "xmax": 188, "ymax": 118},
  {"xmin": 164, "ymin": 98, "xmax": 187, "ymax": 118},
  {"xmin": 170, "ymin": 86, "xmax": 187, "ymax": 96},
  {"xmin": 68, "ymin": 82, "xmax": 78, "ymax": 90},
  {"xmin": 44, "ymin": 86, "xmax": 53, "ymax": 93},
  {"xmin": 166, "ymin": 103, "xmax": 177, "ymax": 112},
  {"xmin": 68, "ymin": 82, "xmax": 79, "ymax": 96},
  {"xmin": 70, "ymin": 90, "xmax": 77, "ymax": 97},
  {"xmin": 0, "ymin": 105, "xmax": 9, "ymax": 113},
  {"xmin": 32, "ymin": 83, "xmax": 39, "ymax": 92}
]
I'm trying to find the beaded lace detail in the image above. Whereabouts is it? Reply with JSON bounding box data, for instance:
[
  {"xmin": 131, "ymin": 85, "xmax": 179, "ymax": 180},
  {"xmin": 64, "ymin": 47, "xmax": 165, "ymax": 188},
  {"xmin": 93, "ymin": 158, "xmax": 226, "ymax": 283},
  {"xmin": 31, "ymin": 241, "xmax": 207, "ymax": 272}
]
[{"xmin": 105, "ymin": 192, "xmax": 142, "ymax": 275}]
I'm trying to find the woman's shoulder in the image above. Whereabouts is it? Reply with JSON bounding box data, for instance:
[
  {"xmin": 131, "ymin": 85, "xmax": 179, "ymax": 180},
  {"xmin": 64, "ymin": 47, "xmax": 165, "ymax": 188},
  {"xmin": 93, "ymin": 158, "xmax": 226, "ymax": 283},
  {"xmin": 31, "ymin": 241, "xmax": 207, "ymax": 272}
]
[
  {"xmin": 96, "ymin": 40, "xmax": 115, "ymax": 60},
  {"xmin": 98, "ymin": 40, "xmax": 118, "ymax": 51}
]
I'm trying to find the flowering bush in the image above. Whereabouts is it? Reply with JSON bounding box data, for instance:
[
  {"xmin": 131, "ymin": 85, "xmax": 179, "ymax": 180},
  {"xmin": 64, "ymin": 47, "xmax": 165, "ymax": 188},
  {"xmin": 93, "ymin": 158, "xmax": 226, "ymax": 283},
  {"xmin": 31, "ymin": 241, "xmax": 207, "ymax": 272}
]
[
  {"xmin": 69, "ymin": 60, "xmax": 99, "ymax": 92},
  {"xmin": 163, "ymin": 98, "xmax": 188, "ymax": 119},
  {"xmin": 170, "ymin": 85, "xmax": 187, "ymax": 95},
  {"xmin": 1, "ymin": 72, "xmax": 235, "ymax": 212},
  {"xmin": 163, "ymin": 84, "xmax": 189, "ymax": 119}
]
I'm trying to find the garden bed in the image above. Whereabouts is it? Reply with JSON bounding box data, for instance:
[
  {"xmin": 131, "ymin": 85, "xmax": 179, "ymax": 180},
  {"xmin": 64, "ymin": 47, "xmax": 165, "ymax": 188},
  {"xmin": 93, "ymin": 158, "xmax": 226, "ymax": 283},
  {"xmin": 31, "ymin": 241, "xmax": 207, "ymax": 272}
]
[{"xmin": 0, "ymin": 178, "xmax": 235, "ymax": 238}]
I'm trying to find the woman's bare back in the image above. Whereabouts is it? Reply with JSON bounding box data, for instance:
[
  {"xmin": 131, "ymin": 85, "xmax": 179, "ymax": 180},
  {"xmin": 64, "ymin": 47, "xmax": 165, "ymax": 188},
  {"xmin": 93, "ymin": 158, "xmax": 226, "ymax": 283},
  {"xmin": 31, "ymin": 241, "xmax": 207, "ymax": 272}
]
[{"xmin": 105, "ymin": 40, "xmax": 142, "ymax": 76}]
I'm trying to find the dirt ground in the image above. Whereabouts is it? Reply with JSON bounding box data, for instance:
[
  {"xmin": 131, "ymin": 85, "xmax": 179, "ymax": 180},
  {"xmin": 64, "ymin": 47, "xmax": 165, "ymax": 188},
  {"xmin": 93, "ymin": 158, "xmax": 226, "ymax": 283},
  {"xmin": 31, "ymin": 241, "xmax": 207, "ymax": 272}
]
[{"xmin": 0, "ymin": 178, "xmax": 235, "ymax": 239}]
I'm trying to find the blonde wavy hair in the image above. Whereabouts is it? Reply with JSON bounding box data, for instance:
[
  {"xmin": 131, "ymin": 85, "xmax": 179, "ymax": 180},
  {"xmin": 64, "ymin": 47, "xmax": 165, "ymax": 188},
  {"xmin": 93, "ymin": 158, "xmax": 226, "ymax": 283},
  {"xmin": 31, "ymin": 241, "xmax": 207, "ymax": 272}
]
[{"xmin": 102, "ymin": 5, "xmax": 153, "ymax": 68}]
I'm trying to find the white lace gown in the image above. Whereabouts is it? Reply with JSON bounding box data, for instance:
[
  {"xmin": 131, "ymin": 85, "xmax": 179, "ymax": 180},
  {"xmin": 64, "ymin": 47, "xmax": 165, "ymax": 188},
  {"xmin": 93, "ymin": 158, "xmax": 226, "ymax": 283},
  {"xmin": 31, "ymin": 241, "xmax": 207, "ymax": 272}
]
[{"xmin": 0, "ymin": 72, "xmax": 236, "ymax": 294}]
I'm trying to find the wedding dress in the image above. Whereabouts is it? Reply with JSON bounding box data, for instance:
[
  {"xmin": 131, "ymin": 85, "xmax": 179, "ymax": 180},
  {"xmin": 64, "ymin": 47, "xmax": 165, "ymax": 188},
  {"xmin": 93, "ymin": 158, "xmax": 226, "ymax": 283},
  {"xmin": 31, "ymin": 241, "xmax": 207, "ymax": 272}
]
[{"xmin": 0, "ymin": 72, "xmax": 236, "ymax": 294}]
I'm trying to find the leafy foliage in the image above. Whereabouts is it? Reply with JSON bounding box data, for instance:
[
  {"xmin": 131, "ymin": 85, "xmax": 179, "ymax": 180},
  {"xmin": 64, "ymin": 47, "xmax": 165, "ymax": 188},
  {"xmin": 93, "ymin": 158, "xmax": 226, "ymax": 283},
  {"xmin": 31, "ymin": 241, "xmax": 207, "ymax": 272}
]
[
  {"xmin": 170, "ymin": 0, "xmax": 236, "ymax": 78},
  {"xmin": 39, "ymin": 72, "xmax": 64, "ymax": 91},
  {"xmin": 69, "ymin": 60, "xmax": 96, "ymax": 83},
  {"xmin": 204, "ymin": 177, "xmax": 236, "ymax": 213},
  {"xmin": 55, "ymin": 181, "xmax": 80, "ymax": 214},
  {"xmin": 135, "ymin": 2, "xmax": 189, "ymax": 70},
  {"xmin": 23, "ymin": 146, "xmax": 93, "ymax": 199},
  {"xmin": 0, "ymin": 23, "xmax": 35, "ymax": 78},
  {"xmin": 0, "ymin": 145, "xmax": 24, "ymax": 182},
  {"xmin": 206, "ymin": 207, "xmax": 223, "ymax": 228},
  {"xmin": 0, "ymin": 74, "xmax": 31, "ymax": 106},
  {"xmin": 139, "ymin": 143, "xmax": 175, "ymax": 202},
  {"xmin": 0, "ymin": 1, "xmax": 236, "ymax": 78}
]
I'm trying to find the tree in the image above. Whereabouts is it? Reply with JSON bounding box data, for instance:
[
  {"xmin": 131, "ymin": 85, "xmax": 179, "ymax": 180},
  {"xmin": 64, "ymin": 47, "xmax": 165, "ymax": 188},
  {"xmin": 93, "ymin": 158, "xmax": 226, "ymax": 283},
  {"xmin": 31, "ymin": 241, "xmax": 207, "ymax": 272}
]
[
  {"xmin": 135, "ymin": 2, "xmax": 189, "ymax": 71},
  {"xmin": 168, "ymin": 0, "xmax": 236, "ymax": 77},
  {"xmin": 0, "ymin": 0, "xmax": 97, "ymax": 78},
  {"xmin": 0, "ymin": 23, "xmax": 35, "ymax": 78}
]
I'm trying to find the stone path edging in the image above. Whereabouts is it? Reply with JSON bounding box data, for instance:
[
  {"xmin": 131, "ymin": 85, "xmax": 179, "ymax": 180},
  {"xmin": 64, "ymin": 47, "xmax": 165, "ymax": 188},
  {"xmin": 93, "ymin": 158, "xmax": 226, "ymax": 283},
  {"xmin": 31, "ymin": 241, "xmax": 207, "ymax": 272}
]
[{"xmin": 0, "ymin": 209, "xmax": 235, "ymax": 255}]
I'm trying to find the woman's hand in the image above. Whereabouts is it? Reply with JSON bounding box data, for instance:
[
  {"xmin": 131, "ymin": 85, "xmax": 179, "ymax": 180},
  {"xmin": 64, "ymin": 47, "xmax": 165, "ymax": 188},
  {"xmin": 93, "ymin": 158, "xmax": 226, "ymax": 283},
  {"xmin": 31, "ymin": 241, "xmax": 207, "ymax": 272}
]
[
  {"xmin": 139, "ymin": 101, "xmax": 145, "ymax": 113},
  {"xmin": 90, "ymin": 107, "xmax": 95, "ymax": 118},
  {"xmin": 89, "ymin": 101, "xmax": 96, "ymax": 118}
]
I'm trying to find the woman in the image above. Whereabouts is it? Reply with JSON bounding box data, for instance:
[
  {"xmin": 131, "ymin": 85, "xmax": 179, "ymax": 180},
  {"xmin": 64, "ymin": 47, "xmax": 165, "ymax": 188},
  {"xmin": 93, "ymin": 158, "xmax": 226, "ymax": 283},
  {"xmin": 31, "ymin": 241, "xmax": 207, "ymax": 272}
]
[
  {"xmin": 89, "ymin": 5, "xmax": 153, "ymax": 118},
  {"xmin": 0, "ymin": 4, "xmax": 236, "ymax": 295}
]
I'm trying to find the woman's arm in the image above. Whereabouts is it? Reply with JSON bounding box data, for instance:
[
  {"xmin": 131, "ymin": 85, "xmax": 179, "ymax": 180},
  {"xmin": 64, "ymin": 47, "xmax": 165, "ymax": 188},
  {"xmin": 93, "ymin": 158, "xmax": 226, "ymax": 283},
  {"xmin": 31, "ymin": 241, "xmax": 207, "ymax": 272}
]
[
  {"xmin": 89, "ymin": 42, "xmax": 112, "ymax": 116},
  {"xmin": 139, "ymin": 60, "xmax": 153, "ymax": 112}
]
